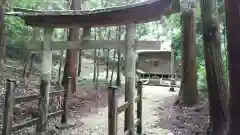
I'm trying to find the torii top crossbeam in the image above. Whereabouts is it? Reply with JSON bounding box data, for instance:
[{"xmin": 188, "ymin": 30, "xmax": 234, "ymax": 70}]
[{"xmin": 7, "ymin": 0, "xmax": 180, "ymax": 28}]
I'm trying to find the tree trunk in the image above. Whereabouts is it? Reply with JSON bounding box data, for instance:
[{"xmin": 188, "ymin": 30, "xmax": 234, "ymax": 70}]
[
  {"xmin": 106, "ymin": 29, "xmax": 111, "ymax": 80},
  {"xmin": 58, "ymin": 29, "xmax": 67, "ymax": 84},
  {"xmin": 180, "ymin": 9, "xmax": 198, "ymax": 106},
  {"xmin": 0, "ymin": 0, "xmax": 6, "ymax": 65},
  {"xmin": 62, "ymin": 47, "xmax": 77, "ymax": 93},
  {"xmin": 93, "ymin": 49, "xmax": 97, "ymax": 82},
  {"xmin": 23, "ymin": 52, "xmax": 30, "ymax": 77},
  {"xmin": 200, "ymin": 0, "xmax": 229, "ymax": 134},
  {"xmin": 58, "ymin": 50, "xmax": 64, "ymax": 84},
  {"xmin": 170, "ymin": 43, "xmax": 176, "ymax": 89},
  {"xmin": 77, "ymin": 50, "xmax": 82, "ymax": 76},
  {"xmin": 26, "ymin": 53, "xmax": 35, "ymax": 78},
  {"xmin": 106, "ymin": 49, "xmax": 110, "ymax": 80},
  {"xmin": 62, "ymin": 0, "xmax": 82, "ymax": 93},
  {"xmin": 222, "ymin": 22, "xmax": 228, "ymax": 77},
  {"xmin": 116, "ymin": 50, "xmax": 121, "ymax": 86},
  {"xmin": 23, "ymin": 28, "xmax": 39, "ymax": 82},
  {"xmin": 76, "ymin": 1, "xmax": 84, "ymax": 77},
  {"xmin": 110, "ymin": 50, "xmax": 116, "ymax": 86},
  {"xmin": 225, "ymin": 0, "xmax": 240, "ymax": 134},
  {"xmin": 96, "ymin": 49, "xmax": 100, "ymax": 89},
  {"xmin": 116, "ymin": 26, "xmax": 121, "ymax": 86},
  {"xmin": 93, "ymin": 28, "xmax": 97, "ymax": 82}
]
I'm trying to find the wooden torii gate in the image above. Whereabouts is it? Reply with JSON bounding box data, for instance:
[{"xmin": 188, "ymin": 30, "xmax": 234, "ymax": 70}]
[{"xmin": 5, "ymin": 0, "xmax": 189, "ymax": 134}]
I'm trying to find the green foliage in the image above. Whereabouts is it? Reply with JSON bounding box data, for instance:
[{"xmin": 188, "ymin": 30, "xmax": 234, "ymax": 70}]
[{"xmin": 5, "ymin": 16, "xmax": 29, "ymax": 44}]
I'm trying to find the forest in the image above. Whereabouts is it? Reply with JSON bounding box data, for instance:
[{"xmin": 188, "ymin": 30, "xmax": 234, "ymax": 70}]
[{"xmin": 0, "ymin": 0, "xmax": 238, "ymax": 134}]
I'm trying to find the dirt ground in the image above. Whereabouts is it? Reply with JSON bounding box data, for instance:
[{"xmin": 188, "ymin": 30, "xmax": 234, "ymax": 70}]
[
  {"xmin": 55, "ymin": 85, "xmax": 209, "ymax": 135},
  {"xmin": 0, "ymin": 57, "xmax": 209, "ymax": 135}
]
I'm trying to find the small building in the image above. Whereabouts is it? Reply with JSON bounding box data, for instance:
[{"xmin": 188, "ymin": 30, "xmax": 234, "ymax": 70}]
[{"xmin": 136, "ymin": 50, "xmax": 181, "ymax": 85}]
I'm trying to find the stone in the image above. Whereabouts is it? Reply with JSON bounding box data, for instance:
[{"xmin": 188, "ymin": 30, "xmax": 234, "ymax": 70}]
[{"xmin": 169, "ymin": 87, "xmax": 175, "ymax": 92}]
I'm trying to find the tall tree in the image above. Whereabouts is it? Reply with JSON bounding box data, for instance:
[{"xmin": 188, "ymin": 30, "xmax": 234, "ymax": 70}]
[
  {"xmin": 200, "ymin": 0, "xmax": 228, "ymax": 134},
  {"xmin": 105, "ymin": 29, "xmax": 111, "ymax": 80},
  {"xmin": 116, "ymin": 26, "xmax": 121, "ymax": 86},
  {"xmin": 179, "ymin": 8, "xmax": 198, "ymax": 105},
  {"xmin": 225, "ymin": 0, "xmax": 240, "ymax": 134},
  {"xmin": 77, "ymin": 49, "xmax": 82, "ymax": 77},
  {"xmin": 77, "ymin": 0, "xmax": 86, "ymax": 77},
  {"xmin": 110, "ymin": 49, "xmax": 116, "ymax": 86},
  {"xmin": 0, "ymin": 0, "xmax": 6, "ymax": 64},
  {"xmin": 62, "ymin": 0, "xmax": 83, "ymax": 93},
  {"xmin": 93, "ymin": 28, "xmax": 97, "ymax": 82},
  {"xmin": 58, "ymin": 29, "xmax": 68, "ymax": 84}
]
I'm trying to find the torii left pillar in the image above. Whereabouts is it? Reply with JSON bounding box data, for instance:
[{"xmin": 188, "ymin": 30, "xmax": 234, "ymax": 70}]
[
  {"xmin": 124, "ymin": 23, "xmax": 137, "ymax": 135},
  {"xmin": 36, "ymin": 28, "xmax": 53, "ymax": 135}
]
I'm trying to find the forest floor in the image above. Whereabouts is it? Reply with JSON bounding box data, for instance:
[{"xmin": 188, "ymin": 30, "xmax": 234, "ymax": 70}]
[{"xmin": 0, "ymin": 57, "xmax": 209, "ymax": 135}]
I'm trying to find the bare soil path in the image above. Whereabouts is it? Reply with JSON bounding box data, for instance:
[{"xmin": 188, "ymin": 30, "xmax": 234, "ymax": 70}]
[{"xmin": 59, "ymin": 85, "xmax": 179, "ymax": 135}]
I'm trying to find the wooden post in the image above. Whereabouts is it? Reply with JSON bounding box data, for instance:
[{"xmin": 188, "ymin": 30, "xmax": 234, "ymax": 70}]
[
  {"xmin": 36, "ymin": 28, "xmax": 53, "ymax": 134},
  {"xmin": 136, "ymin": 81, "xmax": 143, "ymax": 134},
  {"xmin": 124, "ymin": 23, "xmax": 136, "ymax": 135},
  {"xmin": 2, "ymin": 79, "xmax": 16, "ymax": 135},
  {"xmin": 108, "ymin": 86, "xmax": 118, "ymax": 135}
]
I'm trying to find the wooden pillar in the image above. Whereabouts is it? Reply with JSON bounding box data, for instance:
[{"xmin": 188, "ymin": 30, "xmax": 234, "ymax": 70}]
[
  {"xmin": 2, "ymin": 79, "xmax": 16, "ymax": 135},
  {"xmin": 108, "ymin": 86, "xmax": 118, "ymax": 135},
  {"xmin": 124, "ymin": 23, "xmax": 136, "ymax": 135},
  {"xmin": 36, "ymin": 28, "xmax": 53, "ymax": 134}
]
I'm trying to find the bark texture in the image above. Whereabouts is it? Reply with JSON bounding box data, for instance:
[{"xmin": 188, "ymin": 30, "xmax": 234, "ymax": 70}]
[
  {"xmin": 62, "ymin": 30, "xmax": 78, "ymax": 93},
  {"xmin": 62, "ymin": 0, "xmax": 83, "ymax": 92},
  {"xmin": 116, "ymin": 26, "xmax": 121, "ymax": 86},
  {"xmin": 180, "ymin": 9, "xmax": 198, "ymax": 105},
  {"xmin": 225, "ymin": 0, "xmax": 240, "ymax": 134},
  {"xmin": 200, "ymin": 0, "xmax": 229, "ymax": 134},
  {"xmin": 0, "ymin": 0, "xmax": 6, "ymax": 64},
  {"xmin": 77, "ymin": 50, "xmax": 82, "ymax": 76}
]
